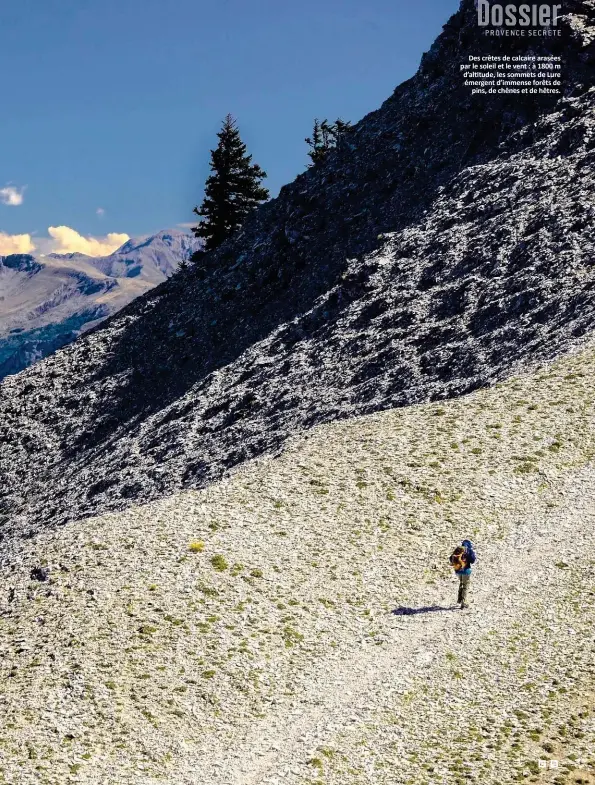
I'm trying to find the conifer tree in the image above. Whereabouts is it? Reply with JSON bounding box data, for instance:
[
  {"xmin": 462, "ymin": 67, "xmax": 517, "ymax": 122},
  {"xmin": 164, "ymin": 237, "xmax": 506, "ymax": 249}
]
[
  {"xmin": 306, "ymin": 118, "xmax": 352, "ymax": 166},
  {"xmin": 192, "ymin": 115, "xmax": 269, "ymax": 252},
  {"xmin": 305, "ymin": 119, "xmax": 326, "ymax": 165},
  {"xmin": 334, "ymin": 118, "xmax": 352, "ymax": 138}
]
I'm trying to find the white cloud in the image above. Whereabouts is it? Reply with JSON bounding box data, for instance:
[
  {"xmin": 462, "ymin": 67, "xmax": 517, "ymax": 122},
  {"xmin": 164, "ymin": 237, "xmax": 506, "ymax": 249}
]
[
  {"xmin": 47, "ymin": 226, "xmax": 130, "ymax": 256},
  {"xmin": 0, "ymin": 185, "xmax": 25, "ymax": 206},
  {"xmin": 96, "ymin": 207, "xmax": 105, "ymax": 217},
  {"xmin": 0, "ymin": 225, "xmax": 131, "ymax": 258},
  {"xmin": 176, "ymin": 222, "xmax": 196, "ymax": 229},
  {"xmin": 0, "ymin": 232, "xmax": 36, "ymax": 255}
]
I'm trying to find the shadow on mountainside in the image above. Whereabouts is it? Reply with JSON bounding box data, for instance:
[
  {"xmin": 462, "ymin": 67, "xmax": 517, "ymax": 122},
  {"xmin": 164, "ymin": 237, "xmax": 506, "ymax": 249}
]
[
  {"xmin": 56, "ymin": 0, "xmax": 584, "ymax": 449},
  {"xmin": 0, "ymin": 0, "xmax": 594, "ymax": 530}
]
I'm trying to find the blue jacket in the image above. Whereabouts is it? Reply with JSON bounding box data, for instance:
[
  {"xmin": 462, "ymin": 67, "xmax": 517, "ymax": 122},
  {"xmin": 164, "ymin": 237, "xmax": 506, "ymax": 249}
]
[{"xmin": 455, "ymin": 540, "xmax": 476, "ymax": 575}]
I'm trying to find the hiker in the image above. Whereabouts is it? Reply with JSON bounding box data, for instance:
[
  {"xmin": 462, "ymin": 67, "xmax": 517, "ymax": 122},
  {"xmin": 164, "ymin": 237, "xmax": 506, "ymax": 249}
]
[{"xmin": 449, "ymin": 539, "xmax": 476, "ymax": 609}]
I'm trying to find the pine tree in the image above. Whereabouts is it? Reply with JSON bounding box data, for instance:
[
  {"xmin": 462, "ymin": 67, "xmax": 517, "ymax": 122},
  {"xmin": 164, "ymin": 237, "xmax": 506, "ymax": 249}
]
[
  {"xmin": 192, "ymin": 115, "xmax": 269, "ymax": 252},
  {"xmin": 306, "ymin": 117, "xmax": 352, "ymax": 166},
  {"xmin": 305, "ymin": 119, "xmax": 326, "ymax": 165},
  {"xmin": 320, "ymin": 119, "xmax": 335, "ymax": 154},
  {"xmin": 333, "ymin": 118, "xmax": 352, "ymax": 138}
]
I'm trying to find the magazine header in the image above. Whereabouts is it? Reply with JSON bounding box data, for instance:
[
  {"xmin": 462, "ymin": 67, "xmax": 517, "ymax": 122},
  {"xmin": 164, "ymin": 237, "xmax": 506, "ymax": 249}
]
[{"xmin": 477, "ymin": 1, "xmax": 562, "ymax": 28}]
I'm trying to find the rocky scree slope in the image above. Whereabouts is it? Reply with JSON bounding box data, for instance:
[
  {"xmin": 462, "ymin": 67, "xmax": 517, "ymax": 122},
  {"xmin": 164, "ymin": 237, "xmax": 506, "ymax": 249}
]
[
  {"xmin": 0, "ymin": 344, "xmax": 594, "ymax": 784},
  {"xmin": 0, "ymin": 0, "xmax": 594, "ymax": 531},
  {"xmin": 0, "ymin": 230, "xmax": 200, "ymax": 379}
]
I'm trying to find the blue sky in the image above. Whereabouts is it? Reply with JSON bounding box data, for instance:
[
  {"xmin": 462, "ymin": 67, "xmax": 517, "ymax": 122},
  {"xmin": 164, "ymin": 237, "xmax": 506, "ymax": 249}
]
[{"xmin": 0, "ymin": 0, "xmax": 458, "ymax": 255}]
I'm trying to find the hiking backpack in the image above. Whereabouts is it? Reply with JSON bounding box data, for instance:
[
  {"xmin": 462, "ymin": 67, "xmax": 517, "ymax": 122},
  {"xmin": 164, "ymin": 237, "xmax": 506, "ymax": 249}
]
[
  {"xmin": 450, "ymin": 546, "xmax": 467, "ymax": 572},
  {"xmin": 462, "ymin": 540, "xmax": 477, "ymax": 566}
]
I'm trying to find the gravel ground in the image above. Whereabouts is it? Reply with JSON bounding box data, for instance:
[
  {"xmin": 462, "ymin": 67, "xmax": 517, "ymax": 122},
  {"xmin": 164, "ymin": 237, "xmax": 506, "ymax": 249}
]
[{"xmin": 0, "ymin": 340, "xmax": 594, "ymax": 784}]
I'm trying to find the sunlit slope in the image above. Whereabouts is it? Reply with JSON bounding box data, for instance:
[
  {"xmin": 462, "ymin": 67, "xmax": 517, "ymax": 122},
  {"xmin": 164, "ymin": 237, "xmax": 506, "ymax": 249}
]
[{"xmin": 0, "ymin": 340, "xmax": 594, "ymax": 784}]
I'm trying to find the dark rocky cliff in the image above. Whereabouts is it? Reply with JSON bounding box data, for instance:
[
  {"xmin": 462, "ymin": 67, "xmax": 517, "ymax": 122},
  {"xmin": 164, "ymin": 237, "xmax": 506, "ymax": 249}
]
[{"xmin": 1, "ymin": 0, "xmax": 594, "ymax": 534}]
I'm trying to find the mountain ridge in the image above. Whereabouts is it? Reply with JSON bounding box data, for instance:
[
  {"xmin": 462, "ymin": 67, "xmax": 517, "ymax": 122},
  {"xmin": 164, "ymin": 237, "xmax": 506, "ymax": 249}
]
[
  {"xmin": 0, "ymin": 229, "xmax": 201, "ymax": 379},
  {"xmin": 0, "ymin": 0, "xmax": 594, "ymax": 533}
]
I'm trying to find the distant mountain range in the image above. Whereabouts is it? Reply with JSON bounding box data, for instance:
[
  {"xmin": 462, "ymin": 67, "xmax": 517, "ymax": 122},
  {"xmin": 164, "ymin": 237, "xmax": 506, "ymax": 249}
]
[{"xmin": 0, "ymin": 229, "xmax": 201, "ymax": 378}]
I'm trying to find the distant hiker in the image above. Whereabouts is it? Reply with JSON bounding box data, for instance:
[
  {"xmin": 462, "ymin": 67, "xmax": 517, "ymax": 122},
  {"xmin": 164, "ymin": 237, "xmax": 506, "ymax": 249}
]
[{"xmin": 449, "ymin": 539, "xmax": 477, "ymax": 609}]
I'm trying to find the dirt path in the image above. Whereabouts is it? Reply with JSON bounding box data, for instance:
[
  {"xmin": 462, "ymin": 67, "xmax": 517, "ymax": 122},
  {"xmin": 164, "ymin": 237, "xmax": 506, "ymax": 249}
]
[{"xmin": 197, "ymin": 468, "xmax": 595, "ymax": 785}]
